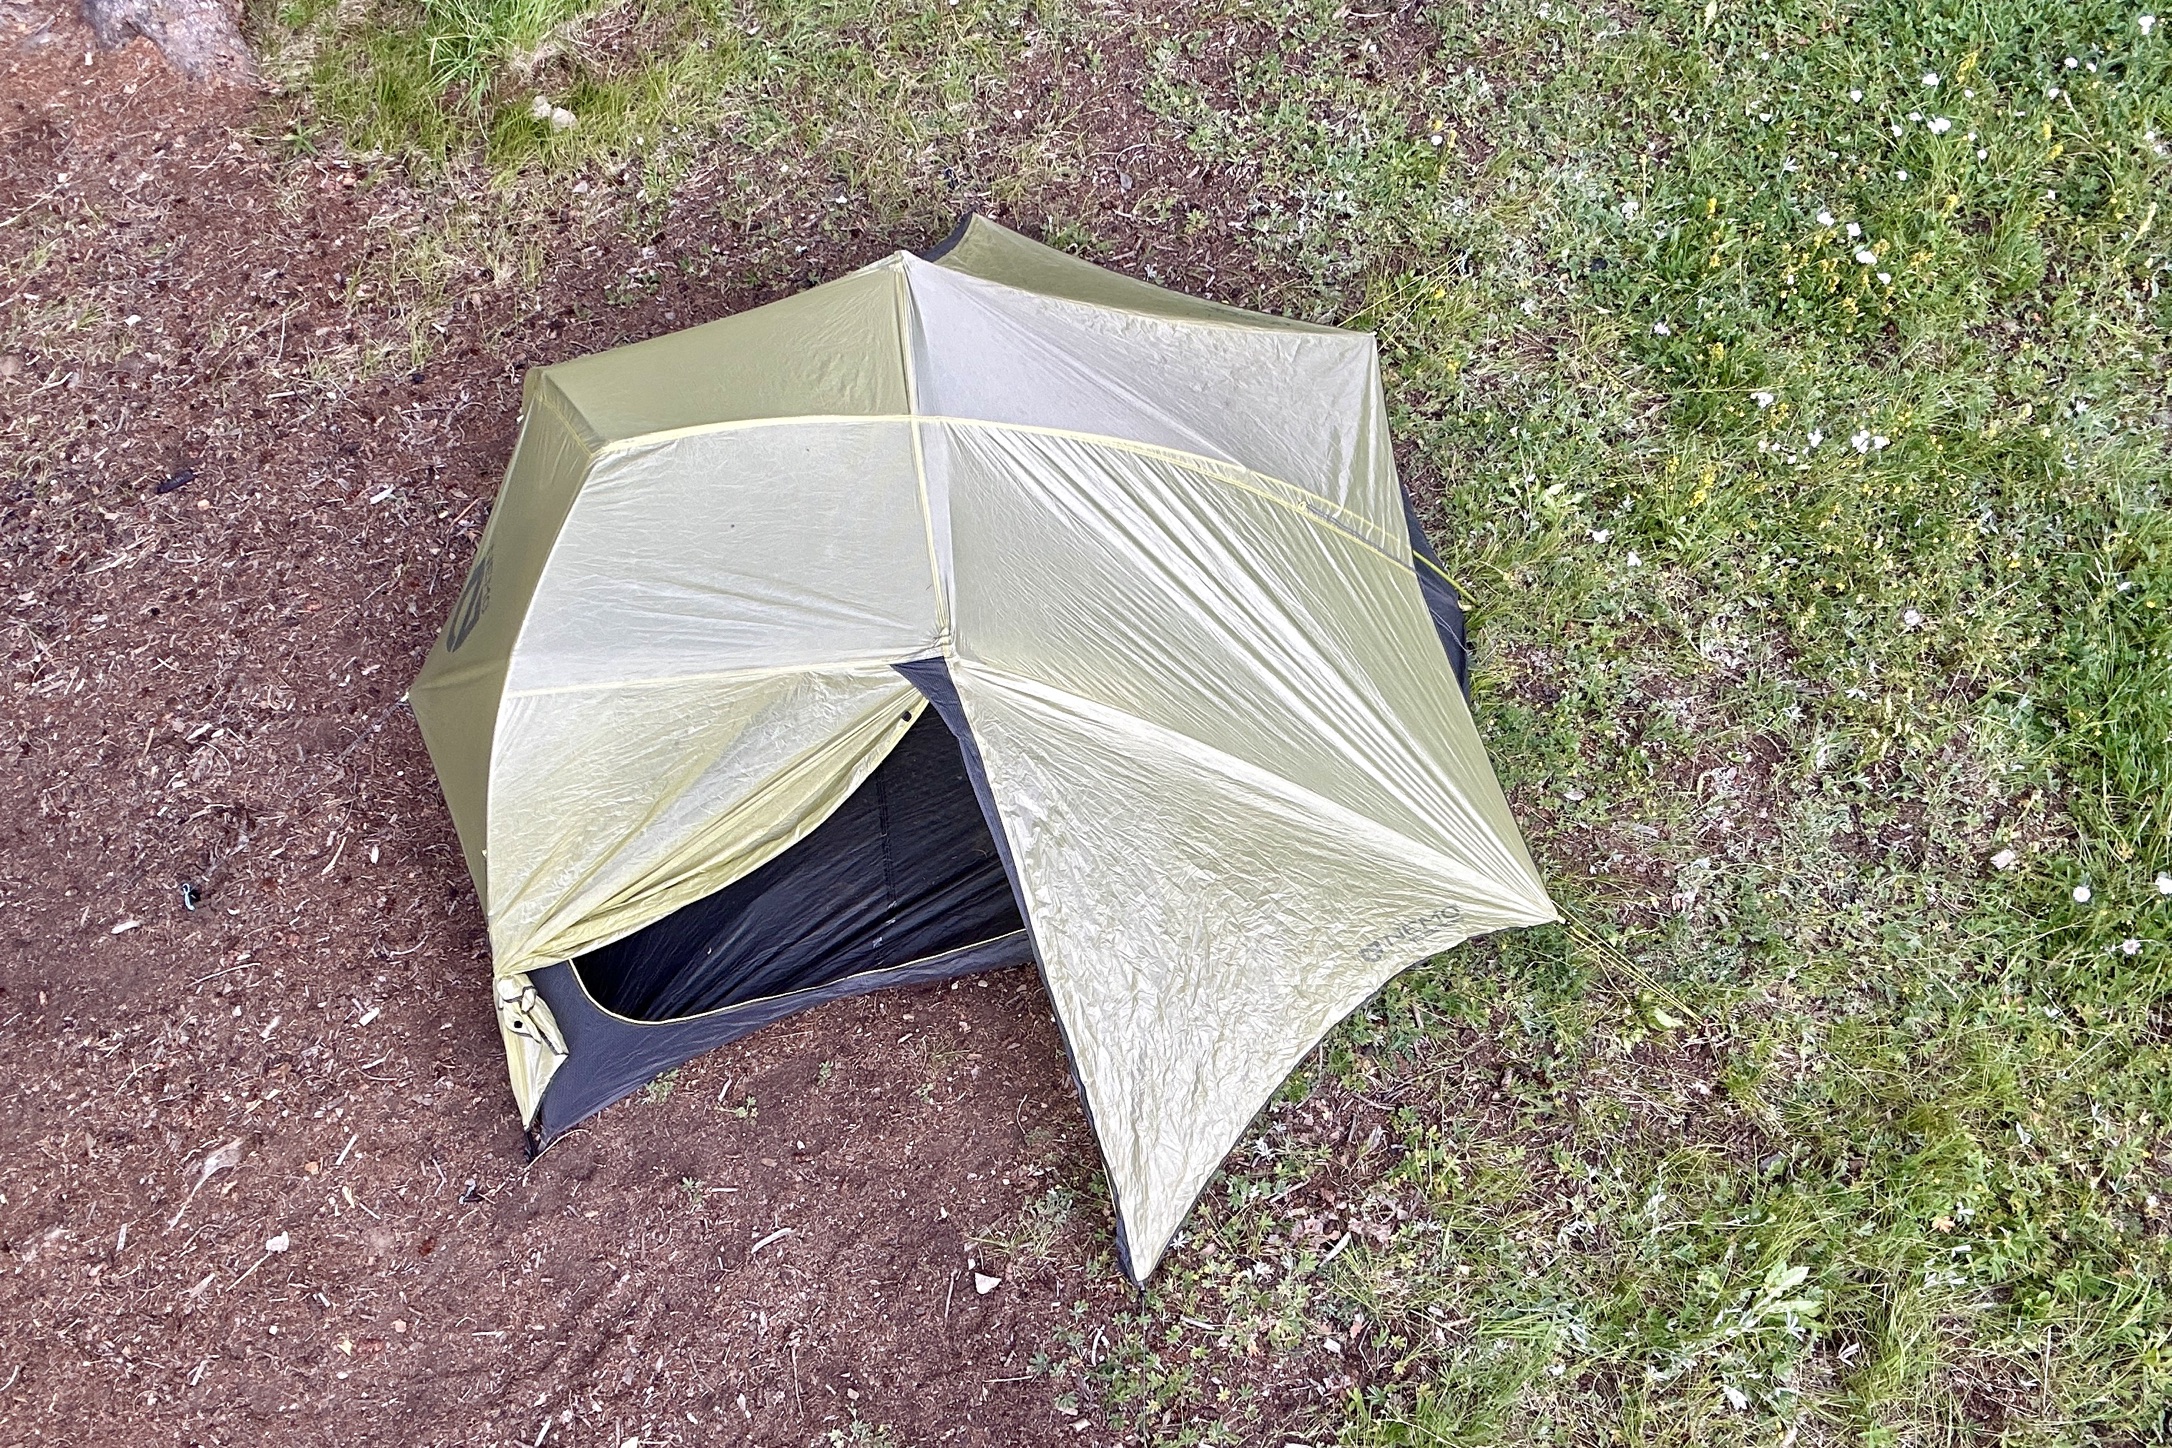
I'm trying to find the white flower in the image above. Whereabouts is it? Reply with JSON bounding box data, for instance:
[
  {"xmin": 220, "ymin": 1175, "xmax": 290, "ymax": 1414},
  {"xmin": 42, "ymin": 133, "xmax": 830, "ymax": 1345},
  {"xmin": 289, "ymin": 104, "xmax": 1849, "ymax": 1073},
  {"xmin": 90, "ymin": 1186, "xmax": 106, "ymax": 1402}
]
[
  {"xmin": 1754, "ymin": 390, "xmax": 1776, "ymax": 408},
  {"xmin": 1625, "ymin": 551, "xmax": 1643, "ymax": 567},
  {"xmin": 1991, "ymin": 848, "xmax": 2018, "ymax": 871},
  {"xmin": 1816, "ymin": 209, "xmax": 1835, "ymax": 226},
  {"xmin": 1877, "ymin": 271, "xmax": 1893, "ymax": 284},
  {"xmin": 1929, "ymin": 116, "xmax": 1953, "ymax": 134},
  {"xmin": 1722, "ymin": 1385, "xmax": 1749, "ymax": 1410},
  {"xmin": 1653, "ymin": 320, "xmax": 1671, "ymax": 335},
  {"xmin": 1849, "ymin": 88, "xmax": 1863, "ymax": 102},
  {"xmin": 2073, "ymin": 884, "xmax": 2093, "ymax": 904},
  {"xmin": 1979, "ymin": 149, "xmax": 1989, "ymax": 159},
  {"xmin": 1902, "ymin": 608, "xmax": 1924, "ymax": 629},
  {"xmin": 1855, "ymin": 247, "xmax": 1878, "ymax": 264},
  {"xmin": 1872, "ymin": 434, "xmax": 1890, "ymax": 449},
  {"xmin": 2065, "ymin": 56, "xmax": 2079, "ymax": 68},
  {"xmin": 1592, "ymin": 528, "xmax": 1612, "ymax": 542},
  {"xmin": 2141, "ymin": 16, "xmax": 2157, "ymax": 37},
  {"xmin": 1922, "ymin": 71, "xmax": 1939, "ymax": 87},
  {"xmin": 1806, "ymin": 428, "xmax": 1824, "ymax": 448},
  {"xmin": 1621, "ymin": 199, "xmax": 1640, "ymax": 218},
  {"xmin": 1846, "ymin": 221, "xmax": 1862, "ymax": 238},
  {"xmin": 2122, "ymin": 938, "xmax": 2143, "ymax": 955},
  {"xmin": 1431, "ymin": 132, "xmax": 1444, "ymax": 146},
  {"xmin": 1851, "ymin": 430, "xmax": 1873, "ymax": 452},
  {"xmin": 2156, "ymin": 872, "xmax": 2172, "ymax": 895}
]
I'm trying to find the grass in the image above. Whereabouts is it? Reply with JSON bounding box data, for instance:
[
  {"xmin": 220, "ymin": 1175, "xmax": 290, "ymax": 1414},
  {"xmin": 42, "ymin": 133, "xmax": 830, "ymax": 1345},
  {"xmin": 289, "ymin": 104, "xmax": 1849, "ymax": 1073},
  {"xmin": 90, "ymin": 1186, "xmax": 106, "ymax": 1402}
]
[
  {"xmin": 255, "ymin": 0, "xmax": 2172, "ymax": 1442},
  {"xmin": 260, "ymin": 0, "xmax": 1087, "ymax": 207}
]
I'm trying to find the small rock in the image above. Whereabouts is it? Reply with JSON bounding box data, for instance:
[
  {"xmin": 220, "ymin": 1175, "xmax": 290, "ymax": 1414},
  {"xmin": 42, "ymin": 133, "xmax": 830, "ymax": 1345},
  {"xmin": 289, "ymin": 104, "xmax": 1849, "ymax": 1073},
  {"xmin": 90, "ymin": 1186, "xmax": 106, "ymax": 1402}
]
[{"xmin": 973, "ymin": 1273, "xmax": 1001, "ymax": 1295}]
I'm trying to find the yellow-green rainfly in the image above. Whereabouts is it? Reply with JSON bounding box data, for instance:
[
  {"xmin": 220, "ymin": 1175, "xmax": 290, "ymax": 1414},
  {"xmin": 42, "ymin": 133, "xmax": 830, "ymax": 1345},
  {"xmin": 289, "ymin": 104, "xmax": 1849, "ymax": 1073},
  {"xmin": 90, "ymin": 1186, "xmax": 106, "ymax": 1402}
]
[{"xmin": 411, "ymin": 217, "xmax": 1556, "ymax": 1282}]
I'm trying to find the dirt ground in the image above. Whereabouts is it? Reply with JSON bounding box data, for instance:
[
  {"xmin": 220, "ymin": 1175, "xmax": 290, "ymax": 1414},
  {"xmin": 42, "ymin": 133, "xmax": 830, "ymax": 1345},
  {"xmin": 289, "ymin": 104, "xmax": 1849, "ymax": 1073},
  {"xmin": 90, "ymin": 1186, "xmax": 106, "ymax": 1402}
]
[{"xmin": 0, "ymin": 8, "xmax": 1454, "ymax": 1446}]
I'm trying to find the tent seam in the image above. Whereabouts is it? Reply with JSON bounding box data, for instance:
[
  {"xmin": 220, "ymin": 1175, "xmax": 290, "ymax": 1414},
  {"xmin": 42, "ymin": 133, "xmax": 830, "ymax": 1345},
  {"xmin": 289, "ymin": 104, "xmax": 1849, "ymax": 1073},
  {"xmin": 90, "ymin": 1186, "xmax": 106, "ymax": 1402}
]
[
  {"xmin": 501, "ymin": 654, "xmax": 918, "ymax": 701},
  {"xmin": 587, "ymin": 413, "xmax": 1409, "ymax": 566},
  {"xmin": 892, "ymin": 264, "xmax": 952, "ymax": 643},
  {"xmin": 918, "ymin": 230, "xmax": 1354, "ymax": 338},
  {"xmin": 482, "ymin": 374, "xmax": 600, "ymax": 917}
]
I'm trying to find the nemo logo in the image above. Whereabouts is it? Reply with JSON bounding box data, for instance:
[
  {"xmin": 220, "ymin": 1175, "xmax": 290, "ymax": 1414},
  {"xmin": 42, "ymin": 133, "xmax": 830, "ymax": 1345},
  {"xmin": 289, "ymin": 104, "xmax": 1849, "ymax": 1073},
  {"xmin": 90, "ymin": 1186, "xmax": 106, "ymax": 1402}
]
[
  {"xmin": 445, "ymin": 553, "xmax": 493, "ymax": 652},
  {"xmin": 1356, "ymin": 905, "xmax": 1465, "ymax": 964}
]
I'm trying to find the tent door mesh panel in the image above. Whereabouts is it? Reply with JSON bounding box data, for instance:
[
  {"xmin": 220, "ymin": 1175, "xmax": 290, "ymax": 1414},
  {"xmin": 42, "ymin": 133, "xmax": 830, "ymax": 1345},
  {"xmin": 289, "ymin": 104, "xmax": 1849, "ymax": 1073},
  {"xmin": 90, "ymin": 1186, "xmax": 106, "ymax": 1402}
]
[
  {"xmin": 1398, "ymin": 485, "xmax": 1470, "ymax": 699},
  {"xmin": 571, "ymin": 708, "xmax": 1024, "ymax": 1022}
]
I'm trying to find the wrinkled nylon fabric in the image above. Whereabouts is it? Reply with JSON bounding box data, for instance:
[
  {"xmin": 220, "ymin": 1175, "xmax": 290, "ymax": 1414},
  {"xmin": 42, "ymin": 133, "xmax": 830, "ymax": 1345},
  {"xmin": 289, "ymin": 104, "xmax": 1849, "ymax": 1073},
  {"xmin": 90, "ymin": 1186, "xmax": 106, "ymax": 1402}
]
[
  {"xmin": 507, "ymin": 424, "xmax": 938, "ymax": 693},
  {"xmin": 951, "ymin": 668, "xmax": 1543, "ymax": 1276},
  {"xmin": 410, "ymin": 216, "xmax": 1555, "ymax": 1282},
  {"xmin": 937, "ymin": 424, "xmax": 1544, "ymax": 895},
  {"xmin": 903, "ymin": 254, "xmax": 1400, "ymax": 536},
  {"xmin": 542, "ymin": 266, "xmax": 910, "ymax": 442},
  {"xmin": 934, "ymin": 425, "xmax": 1553, "ymax": 1276}
]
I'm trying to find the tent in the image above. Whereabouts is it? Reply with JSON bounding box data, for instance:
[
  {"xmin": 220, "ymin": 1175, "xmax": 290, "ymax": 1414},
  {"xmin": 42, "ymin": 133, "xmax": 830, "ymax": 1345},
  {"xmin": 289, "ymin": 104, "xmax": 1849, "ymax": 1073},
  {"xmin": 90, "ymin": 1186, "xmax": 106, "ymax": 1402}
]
[{"xmin": 410, "ymin": 216, "xmax": 1556, "ymax": 1283}]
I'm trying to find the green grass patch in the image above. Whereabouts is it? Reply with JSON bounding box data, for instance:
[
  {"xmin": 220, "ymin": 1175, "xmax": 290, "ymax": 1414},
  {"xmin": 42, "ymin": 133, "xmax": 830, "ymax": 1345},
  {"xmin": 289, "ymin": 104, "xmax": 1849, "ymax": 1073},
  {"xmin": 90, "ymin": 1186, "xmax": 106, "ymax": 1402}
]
[{"xmin": 263, "ymin": 0, "xmax": 1085, "ymax": 203}]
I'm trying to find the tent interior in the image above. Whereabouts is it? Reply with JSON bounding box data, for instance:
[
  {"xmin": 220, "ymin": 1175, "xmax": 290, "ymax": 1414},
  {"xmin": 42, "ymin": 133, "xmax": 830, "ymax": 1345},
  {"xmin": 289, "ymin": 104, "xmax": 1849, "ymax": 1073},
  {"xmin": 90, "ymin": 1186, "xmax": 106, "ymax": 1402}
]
[{"xmin": 569, "ymin": 704, "xmax": 1024, "ymax": 1025}]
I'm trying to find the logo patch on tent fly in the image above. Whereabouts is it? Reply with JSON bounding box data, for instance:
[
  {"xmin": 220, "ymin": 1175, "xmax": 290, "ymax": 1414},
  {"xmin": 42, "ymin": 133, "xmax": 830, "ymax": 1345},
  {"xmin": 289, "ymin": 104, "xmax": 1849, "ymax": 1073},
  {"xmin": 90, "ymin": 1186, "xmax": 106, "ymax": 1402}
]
[
  {"xmin": 444, "ymin": 552, "xmax": 493, "ymax": 652},
  {"xmin": 1356, "ymin": 905, "xmax": 1465, "ymax": 964}
]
